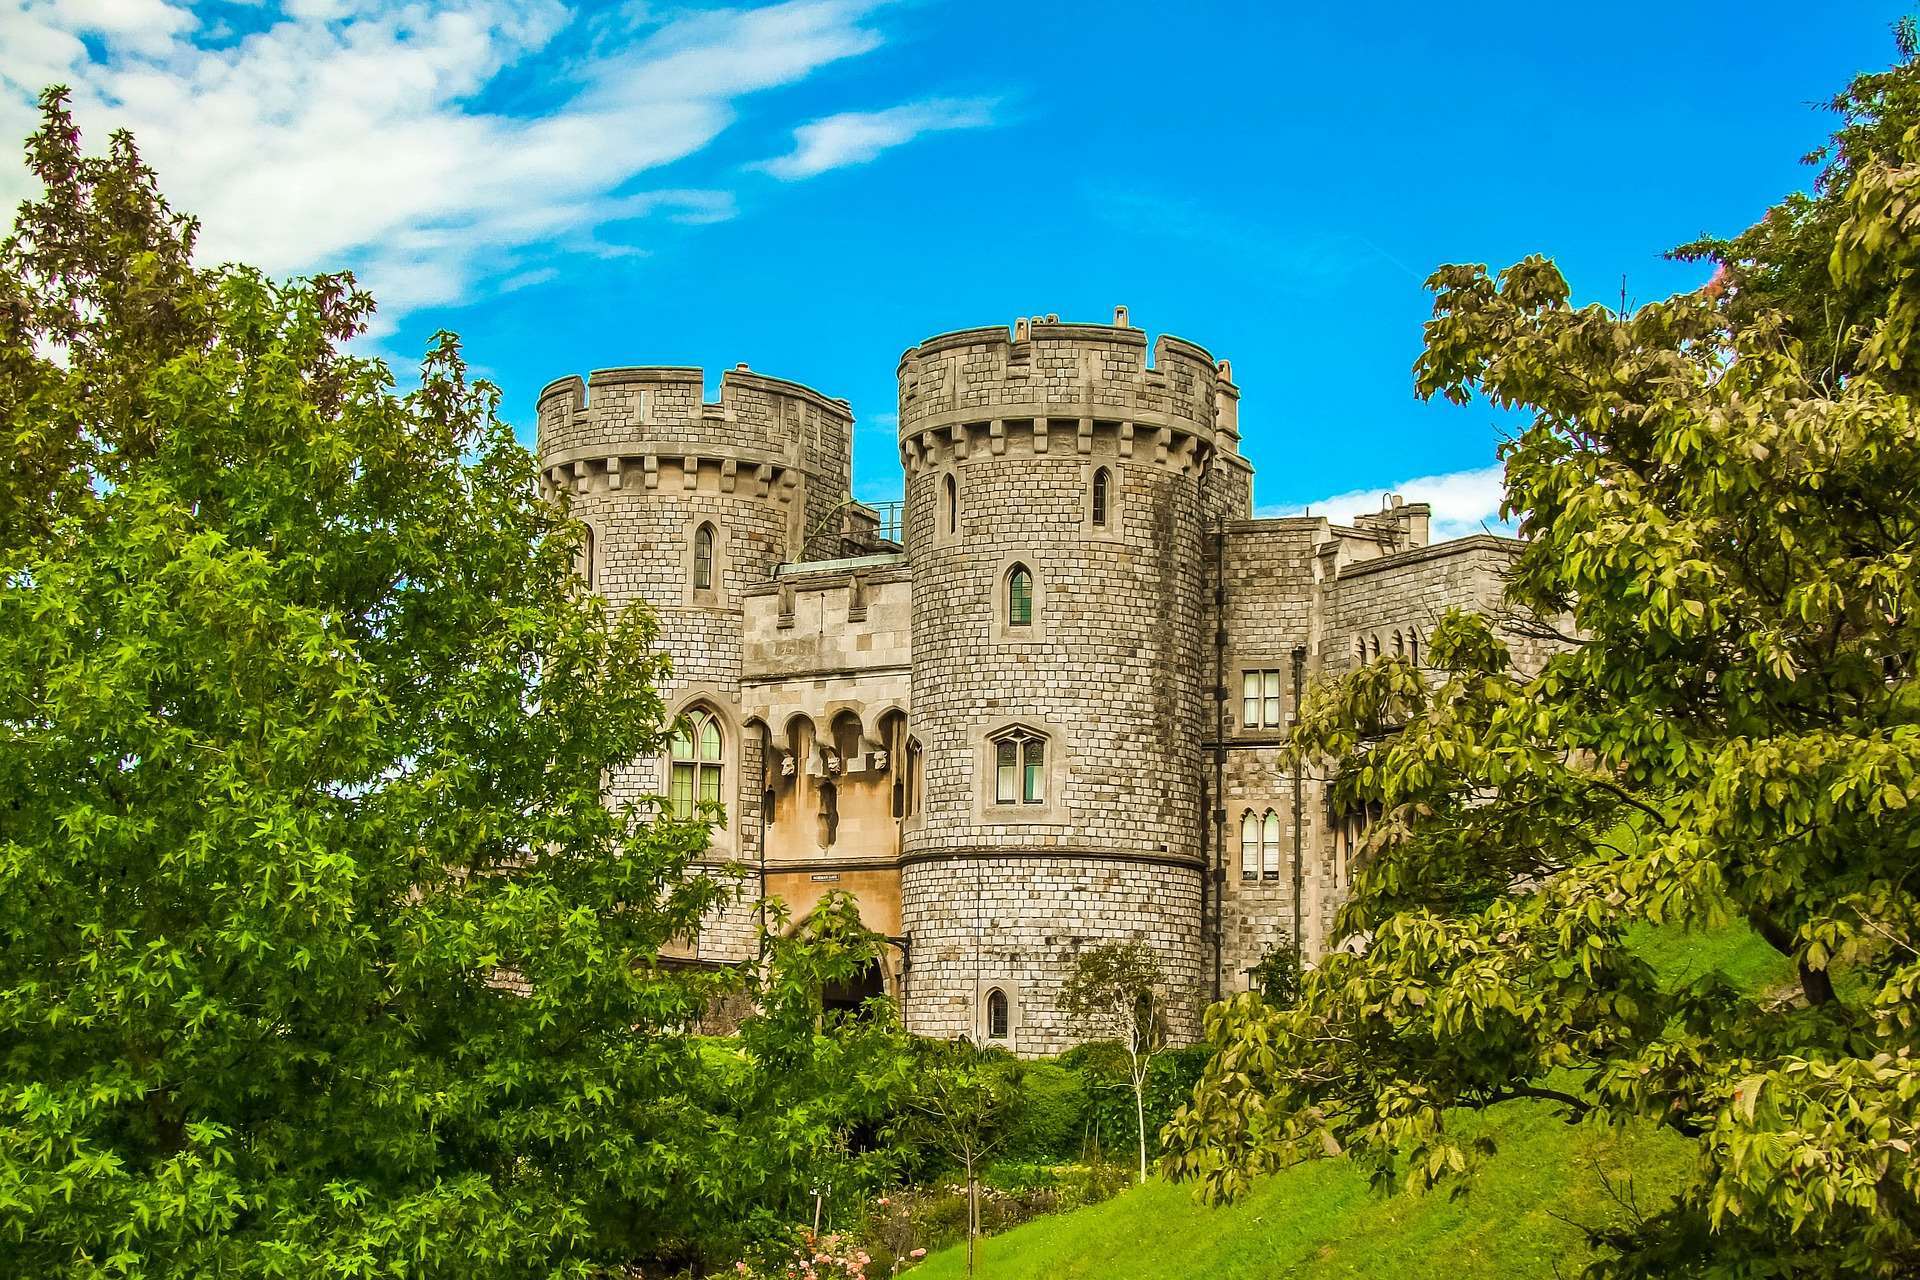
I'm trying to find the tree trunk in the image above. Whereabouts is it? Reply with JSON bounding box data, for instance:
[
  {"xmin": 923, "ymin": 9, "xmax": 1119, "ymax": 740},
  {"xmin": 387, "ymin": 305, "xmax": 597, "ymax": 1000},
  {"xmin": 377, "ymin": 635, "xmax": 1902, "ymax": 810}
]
[
  {"xmin": 965, "ymin": 1150, "xmax": 977, "ymax": 1278},
  {"xmin": 1134, "ymin": 1076, "xmax": 1148, "ymax": 1184}
]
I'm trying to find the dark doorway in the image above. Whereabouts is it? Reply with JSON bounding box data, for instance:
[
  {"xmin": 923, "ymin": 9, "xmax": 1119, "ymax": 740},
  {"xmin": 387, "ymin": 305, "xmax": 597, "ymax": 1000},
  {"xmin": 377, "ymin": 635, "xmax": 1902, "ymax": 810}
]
[{"xmin": 822, "ymin": 958, "xmax": 884, "ymax": 1018}]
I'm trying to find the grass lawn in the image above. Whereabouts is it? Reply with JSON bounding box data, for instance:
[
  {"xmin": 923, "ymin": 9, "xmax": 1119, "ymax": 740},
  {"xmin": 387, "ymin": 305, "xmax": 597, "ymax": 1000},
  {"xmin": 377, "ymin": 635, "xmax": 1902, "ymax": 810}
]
[
  {"xmin": 913, "ymin": 1102, "xmax": 1690, "ymax": 1280},
  {"xmin": 913, "ymin": 919, "xmax": 1786, "ymax": 1279}
]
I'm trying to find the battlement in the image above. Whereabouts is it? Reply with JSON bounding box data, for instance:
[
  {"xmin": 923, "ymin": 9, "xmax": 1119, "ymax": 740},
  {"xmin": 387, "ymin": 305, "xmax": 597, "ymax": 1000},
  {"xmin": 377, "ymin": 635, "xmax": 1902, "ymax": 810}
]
[
  {"xmin": 536, "ymin": 363, "xmax": 853, "ymax": 501},
  {"xmin": 895, "ymin": 307, "xmax": 1230, "ymax": 475}
]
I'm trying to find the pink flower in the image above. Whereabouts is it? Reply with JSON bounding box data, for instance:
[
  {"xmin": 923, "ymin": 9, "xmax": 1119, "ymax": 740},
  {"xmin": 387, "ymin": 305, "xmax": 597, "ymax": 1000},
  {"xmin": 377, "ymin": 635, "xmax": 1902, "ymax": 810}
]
[
  {"xmin": 910, "ymin": 1249, "xmax": 926, "ymax": 1259},
  {"xmin": 735, "ymin": 1264, "xmax": 749, "ymax": 1275},
  {"xmin": 876, "ymin": 1197, "xmax": 889, "ymax": 1206}
]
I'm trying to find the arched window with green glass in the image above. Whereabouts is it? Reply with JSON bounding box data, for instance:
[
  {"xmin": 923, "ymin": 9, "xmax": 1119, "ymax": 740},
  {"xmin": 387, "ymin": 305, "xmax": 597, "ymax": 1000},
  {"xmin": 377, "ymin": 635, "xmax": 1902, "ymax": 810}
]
[
  {"xmin": 1007, "ymin": 563, "xmax": 1033, "ymax": 627},
  {"xmin": 669, "ymin": 707, "xmax": 723, "ymax": 819}
]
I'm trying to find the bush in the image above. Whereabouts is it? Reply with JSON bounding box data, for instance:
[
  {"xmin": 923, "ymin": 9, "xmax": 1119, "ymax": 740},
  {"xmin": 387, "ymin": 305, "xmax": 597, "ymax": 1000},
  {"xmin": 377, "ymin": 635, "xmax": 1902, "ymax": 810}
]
[
  {"xmin": 1002, "ymin": 1060, "xmax": 1088, "ymax": 1162},
  {"xmin": 1060, "ymin": 1042, "xmax": 1212, "ymax": 1164}
]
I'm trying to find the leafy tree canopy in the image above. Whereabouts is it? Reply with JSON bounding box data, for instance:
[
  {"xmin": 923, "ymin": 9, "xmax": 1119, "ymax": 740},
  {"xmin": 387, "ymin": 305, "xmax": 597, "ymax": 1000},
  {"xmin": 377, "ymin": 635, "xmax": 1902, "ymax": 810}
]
[
  {"xmin": 1166, "ymin": 34, "xmax": 1920, "ymax": 1279},
  {"xmin": 0, "ymin": 91, "xmax": 903, "ymax": 1278}
]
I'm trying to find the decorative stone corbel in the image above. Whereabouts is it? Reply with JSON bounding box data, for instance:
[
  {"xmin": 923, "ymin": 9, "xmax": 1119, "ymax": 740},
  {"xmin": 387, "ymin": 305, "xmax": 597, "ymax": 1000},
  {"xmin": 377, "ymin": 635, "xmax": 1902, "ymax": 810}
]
[
  {"xmin": 1118, "ymin": 421, "xmax": 1135, "ymax": 458},
  {"xmin": 720, "ymin": 458, "xmax": 738, "ymax": 493},
  {"xmin": 642, "ymin": 455, "xmax": 660, "ymax": 490},
  {"xmin": 989, "ymin": 419, "xmax": 1006, "ymax": 456},
  {"xmin": 606, "ymin": 456, "xmax": 622, "ymax": 490}
]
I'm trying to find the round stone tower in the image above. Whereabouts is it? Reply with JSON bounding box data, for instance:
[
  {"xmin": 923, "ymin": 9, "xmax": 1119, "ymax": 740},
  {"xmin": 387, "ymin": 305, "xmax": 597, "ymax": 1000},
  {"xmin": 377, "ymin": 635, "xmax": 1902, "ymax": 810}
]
[
  {"xmin": 895, "ymin": 311, "xmax": 1220, "ymax": 1053},
  {"xmin": 535, "ymin": 364, "xmax": 854, "ymax": 962}
]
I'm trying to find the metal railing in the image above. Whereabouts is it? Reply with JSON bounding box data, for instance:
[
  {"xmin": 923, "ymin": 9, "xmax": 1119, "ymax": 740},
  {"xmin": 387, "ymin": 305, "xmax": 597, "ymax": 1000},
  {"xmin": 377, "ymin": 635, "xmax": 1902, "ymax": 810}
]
[{"xmin": 868, "ymin": 499, "xmax": 904, "ymax": 546}]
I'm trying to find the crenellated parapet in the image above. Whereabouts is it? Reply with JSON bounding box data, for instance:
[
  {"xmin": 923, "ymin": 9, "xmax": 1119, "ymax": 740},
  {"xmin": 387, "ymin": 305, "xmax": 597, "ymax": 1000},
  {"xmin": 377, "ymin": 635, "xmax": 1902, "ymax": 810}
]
[
  {"xmin": 536, "ymin": 364, "xmax": 853, "ymax": 505},
  {"xmin": 895, "ymin": 309, "xmax": 1226, "ymax": 478}
]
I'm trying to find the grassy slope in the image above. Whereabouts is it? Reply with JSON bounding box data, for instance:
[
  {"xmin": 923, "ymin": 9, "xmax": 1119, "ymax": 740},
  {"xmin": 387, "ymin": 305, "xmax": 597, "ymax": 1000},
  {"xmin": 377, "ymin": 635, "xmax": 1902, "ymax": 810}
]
[{"xmin": 915, "ymin": 922, "xmax": 1788, "ymax": 1280}]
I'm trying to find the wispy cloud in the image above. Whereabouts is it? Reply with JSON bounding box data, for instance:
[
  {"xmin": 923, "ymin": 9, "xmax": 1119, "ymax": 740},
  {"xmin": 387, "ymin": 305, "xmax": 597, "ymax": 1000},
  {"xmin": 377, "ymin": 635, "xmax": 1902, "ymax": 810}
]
[
  {"xmin": 754, "ymin": 96, "xmax": 996, "ymax": 179},
  {"xmin": 0, "ymin": 1, "xmax": 894, "ymax": 335},
  {"xmin": 1265, "ymin": 464, "xmax": 1514, "ymax": 541}
]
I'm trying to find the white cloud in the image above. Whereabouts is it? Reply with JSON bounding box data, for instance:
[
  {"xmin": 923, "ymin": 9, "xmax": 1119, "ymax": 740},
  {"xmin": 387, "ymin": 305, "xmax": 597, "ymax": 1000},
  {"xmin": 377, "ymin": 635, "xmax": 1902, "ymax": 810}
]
[
  {"xmin": 0, "ymin": 0, "xmax": 892, "ymax": 336},
  {"xmin": 754, "ymin": 96, "xmax": 994, "ymax": 179},
  {"xmin": 1267, "ymin": 464, "xmax": 1514, "ymax": 541}
]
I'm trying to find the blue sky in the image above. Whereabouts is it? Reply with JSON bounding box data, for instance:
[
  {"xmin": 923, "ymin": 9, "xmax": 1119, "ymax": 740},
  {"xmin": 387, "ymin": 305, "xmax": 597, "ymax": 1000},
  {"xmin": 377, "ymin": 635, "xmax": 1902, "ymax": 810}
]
[{"xmin": 0, "ymin": 1, "xmax": 1905, "ymax": 534}]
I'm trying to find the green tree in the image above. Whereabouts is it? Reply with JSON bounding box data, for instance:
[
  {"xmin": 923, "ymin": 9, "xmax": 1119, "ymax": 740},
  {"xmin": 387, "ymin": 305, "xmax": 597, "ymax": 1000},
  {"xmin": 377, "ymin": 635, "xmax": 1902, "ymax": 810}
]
[
  {"xmin": 903, "ymin": 1040, "xmax": 1020, "ymax": 1278},
  {"xmin": 1061, "ymin": 941, "xmax": 1172, "ymax": 1185},
  {"xmin": 1165, "ymin": 34, "xmax": 1920, "ymax": 1280},
  {"xmin": 0, "ymin": 90, "xmax": 753, "ymax": 1277}
]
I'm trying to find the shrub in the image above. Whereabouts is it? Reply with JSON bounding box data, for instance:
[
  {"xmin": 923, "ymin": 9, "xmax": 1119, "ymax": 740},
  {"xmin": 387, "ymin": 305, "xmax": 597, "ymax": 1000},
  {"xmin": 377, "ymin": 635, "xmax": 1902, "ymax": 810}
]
[
  {"xmin": 1063, "ymin": 1042, "xmax": 1211, "ymax": 1163},
  {"xmin": 1002, "ymin": 1060, "xmax": 1088, "ymax": 1162}
]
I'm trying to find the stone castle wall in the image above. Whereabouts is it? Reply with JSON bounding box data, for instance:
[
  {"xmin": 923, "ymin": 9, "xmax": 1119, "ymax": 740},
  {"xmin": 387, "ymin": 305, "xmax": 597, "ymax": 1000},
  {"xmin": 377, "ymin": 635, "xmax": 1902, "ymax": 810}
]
[
  {"xmin": 535, "ymin": 366, "xmax": 857, "ymax": 962},
  {"xmin": 532, "ymin": 313, "xmax": 1536, "ymax": 1053},
  {"xmin": 895, "ymin": 315, "xmax": 1220, "ymax": 1046}
]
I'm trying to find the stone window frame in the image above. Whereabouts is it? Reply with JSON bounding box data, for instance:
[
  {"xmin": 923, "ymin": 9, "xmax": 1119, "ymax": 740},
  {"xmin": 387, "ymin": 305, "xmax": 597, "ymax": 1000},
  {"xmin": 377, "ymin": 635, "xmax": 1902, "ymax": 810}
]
[
  {"xmin": 681, "ymin": 515, "xmax": 729, "ymax": 607},
  {"xmin": 931, "ymin": 465, "xmax": 963, "ymax": 548},
  {"xmin": 973, "ymin": 715, "xmax": 1069, "ymax": 825},
  {"xmin": 1239, "ymin": 810, "xmax": 1259, "ymax": 881},
  {"xmin": 1081, "ymin": 460, "xmax": 1124, "ymax": 541},
  {"xmin": 1261, "ymin": 809, "xmax": 1282, "ymax": 880},
  {"xmin": 1230, "ymin": 657, "xmax": 1293, "ymax": 739},
  {"xmin": 976, "ymin": 979, "xmax": 1022, "ymax": 1046},
  {"xmin": 662, "ymin": 688, "xmax": 740, "ymax": 855},
  {"xmin": 577, "ymin": 517, "xmax": 602, "ymax": 593},
  {"xmin": 989, "ymin": 550, "xmax": 1048, "ymax": 644}
]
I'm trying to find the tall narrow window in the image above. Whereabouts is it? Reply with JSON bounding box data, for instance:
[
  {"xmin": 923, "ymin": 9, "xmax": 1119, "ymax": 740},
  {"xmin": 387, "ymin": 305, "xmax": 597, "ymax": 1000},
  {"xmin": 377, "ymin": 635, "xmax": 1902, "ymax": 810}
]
[
  {"xmin": 990, "ymin": 726, "xmax": 1047, "ymax": 805},
  {"xmin": 1007, "ymin": 565, "xmax": 1033, "ymax": 627},
  {"xmin": 693, "ymin": 522, "xmax": 715, "ymax": 591},
  {"xmin": 582, "ymin": 524, "xmax": 596, "ymax": 591},
  {"xmin": 1240, "ymin": 811, "xmax": 1258, "ymax": 881},
  {"xmin": 1262, "ymin": 810, "xmax": 1282, "ymax": 880},
  {"xmin": 1092, "ymin": 467, "xmax": 1110, "ymax": 528},
  {"xmin": 1369, "ymin": 634, "xmax": 1381, "ymax": 662},
  {"xmin": 1021, "ymin": 736, "xmax": 1044, "ymax": 803},
  {"xmin": 669, "ymin": 708, "xmax": 724, "ymax": 819},
  {"xmin": 986, "ymin": 988, "xmax": 1009, "ymax": 1039},
  {"xmin": 1393, "ymin": 630, "xmax": 1404, "ymax": 657},
  {"xmin": 1355, "ymin": 636, "xmax": 1367, "ymax": 666},
  {"xmin": 944, "ymin": 475, "xmax": 958, "ymax": 536},
  {"xmin": 1409, "ymin": 629, "xmax": 1421, "ymax": 666}
]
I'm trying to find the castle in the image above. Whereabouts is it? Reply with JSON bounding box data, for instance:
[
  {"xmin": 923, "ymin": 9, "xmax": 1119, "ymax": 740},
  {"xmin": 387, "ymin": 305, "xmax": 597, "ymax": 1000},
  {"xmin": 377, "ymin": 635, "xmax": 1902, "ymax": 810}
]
[{"xmin": 535, "ymin": 308, "xmax": 1531, "ymax": 1055}]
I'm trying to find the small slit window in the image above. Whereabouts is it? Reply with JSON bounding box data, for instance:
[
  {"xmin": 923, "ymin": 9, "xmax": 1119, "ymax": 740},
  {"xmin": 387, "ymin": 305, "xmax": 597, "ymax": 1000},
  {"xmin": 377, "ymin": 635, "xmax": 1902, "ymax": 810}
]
[
  {"xmin": 944, "ymin": 475, "xmax": 958, "ymax": 536},
  {"xmin": 1007, "ymin": 564, "xmax": 1033, "ymax": 627},
  {"xmin": 986, "ymin": 988, "xmax": 1009, "ymax": 1039},
  {"xmin": 582, "ymin": 524, "xmax": 596, "ymax": 591},
  {"xmin": 693, "ymin": 522, "xmax": 715, "ymax": 592},
  {"xmin": 1092, "ymin": 467, "xmax": 1110, "ymax": 528}
]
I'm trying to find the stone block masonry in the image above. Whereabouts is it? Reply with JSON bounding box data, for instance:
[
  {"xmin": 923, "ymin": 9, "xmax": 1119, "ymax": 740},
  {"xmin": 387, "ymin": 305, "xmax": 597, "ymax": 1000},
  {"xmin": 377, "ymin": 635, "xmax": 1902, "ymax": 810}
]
[{"xmin": 533, "ymin": 309, "xmax": 1541, "ymax": 1054}]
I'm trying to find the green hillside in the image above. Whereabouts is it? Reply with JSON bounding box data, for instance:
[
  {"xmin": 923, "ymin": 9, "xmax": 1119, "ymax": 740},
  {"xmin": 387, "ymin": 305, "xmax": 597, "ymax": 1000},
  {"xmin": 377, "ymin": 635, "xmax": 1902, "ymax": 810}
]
[{"xmin": 913, "ymin": 921, "xmax": 1789, "ymax": 1279}]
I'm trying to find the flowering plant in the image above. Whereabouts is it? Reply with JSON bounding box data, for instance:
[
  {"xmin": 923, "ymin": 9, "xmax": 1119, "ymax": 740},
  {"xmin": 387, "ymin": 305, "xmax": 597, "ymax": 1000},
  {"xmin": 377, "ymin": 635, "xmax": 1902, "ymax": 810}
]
[{"xmin": 727, "ymin": 1229, "xmax": 872, "ymax": 1280}]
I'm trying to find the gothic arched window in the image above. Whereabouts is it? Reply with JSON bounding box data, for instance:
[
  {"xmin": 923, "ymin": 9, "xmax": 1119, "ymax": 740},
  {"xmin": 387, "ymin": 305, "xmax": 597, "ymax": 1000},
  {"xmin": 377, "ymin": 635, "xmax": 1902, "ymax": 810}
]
[
  {"xmin": 669, "ymin": 707, "xmax": 723, "ymax": 819},
  {"xmin": 1262, "ymin": 810, "xmax": 1282, "ymax": 880},
  {"xmin": 693, "ymin": 522, "xmax": 716, "ymax": 592},
  {"xmin": 582, "ymin": 524, "xmax": 596, "ymax": 591},
  {"xmin": 1409, "ymin": 628, "xmax": 1421, "ymax": 666},
  {"xmin": 1007, "ymin": 564, "xmax": 1033, "ymax": 627},
  {"xmin": 944, "ymin": 474, "xmax": 958, "ymax": 536},
  {"xmin": 1240, "ymin": 811, "xmax": 1259, "ymax": 881},
  {"xmin": 1092, "ymin": 467, "xmax": 1111, "ymax": 528},
  {"xmin": 985, "ymin": 988, "xmax": 1009, "ymax": 1040}
]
